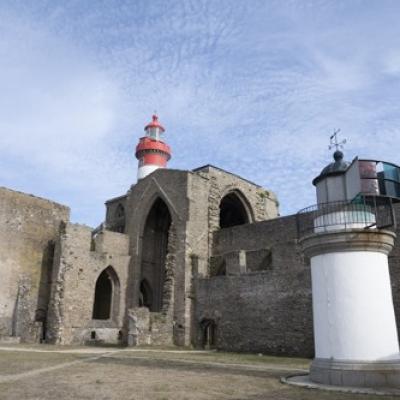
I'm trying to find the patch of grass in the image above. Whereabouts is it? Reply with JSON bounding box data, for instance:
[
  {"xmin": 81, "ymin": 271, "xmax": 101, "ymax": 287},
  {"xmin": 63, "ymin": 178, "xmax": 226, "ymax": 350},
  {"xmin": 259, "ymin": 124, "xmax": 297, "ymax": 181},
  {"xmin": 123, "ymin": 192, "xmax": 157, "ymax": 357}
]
[
  {"xmin": 0, "ymin": 350, "xmax": 86, "ymax": 376},
  {"xmin": 0, "ymin": 346, "xmax": 396, "ymax": 400},
  {"xmin": 119, "ymin": 349, "xmax": 310, "ymax": 369}
]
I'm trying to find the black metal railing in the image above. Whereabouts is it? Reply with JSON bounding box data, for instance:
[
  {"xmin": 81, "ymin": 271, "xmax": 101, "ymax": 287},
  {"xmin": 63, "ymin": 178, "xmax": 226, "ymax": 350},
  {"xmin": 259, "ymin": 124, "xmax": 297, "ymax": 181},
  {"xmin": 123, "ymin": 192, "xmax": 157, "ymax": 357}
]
[{"xmin": 296, "ymin": 195, "xmax": 395, "ymax": 239}]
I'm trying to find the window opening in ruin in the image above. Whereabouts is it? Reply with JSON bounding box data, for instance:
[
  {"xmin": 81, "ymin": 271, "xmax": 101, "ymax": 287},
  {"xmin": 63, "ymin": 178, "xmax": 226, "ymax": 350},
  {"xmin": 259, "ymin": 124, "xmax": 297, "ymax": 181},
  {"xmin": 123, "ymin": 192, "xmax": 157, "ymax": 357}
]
[
  {"xmin": 92, "ymin": 267, "xmax": 120, "ymax": 320},
  {"xmin": 116, "ymin": 204, "xmax": 125, "ymax": 218},
  {"xmin": 140, "ymin": 198, "xmax": 171, "ymax": 312},
  {"xmin": 201, "ymin": 319, "xmax": 217, "ymax": 349},
  {"xmin": 139, "ymin": 279, "xmax": 153, "ymax": 309},
  {"xmin": 91, "ymin": 331, "xmax": 96, "ymax": 340},
  {"xmin": 219, "ymin": 192, "xmax": 250, "ymax": 229},
  {"xmin": 114, "ymin": 204, "xmax": 126, "ymax": 233},
  {"xmin": 215, "ymin": 259, "xmax": 226, "ymax": 276}
]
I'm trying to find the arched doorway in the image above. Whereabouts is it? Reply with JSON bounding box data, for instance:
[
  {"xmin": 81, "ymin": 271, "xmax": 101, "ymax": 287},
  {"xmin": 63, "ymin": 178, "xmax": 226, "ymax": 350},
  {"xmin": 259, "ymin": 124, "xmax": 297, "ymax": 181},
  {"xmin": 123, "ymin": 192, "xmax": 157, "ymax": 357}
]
[
  {"xmin": 92, "ymin": 266, "xmax": 120, "ymax": 320},
  {"xmin": 140, "ymin": 198, "xmax": 171, "ymax": 312},
  {"xmin": 219, "ymin": 191, "xmax": 250, "ymax": 228},
  {"xmin": 201, "ymin": 319, "xmax": 217, "ymax": 349}
]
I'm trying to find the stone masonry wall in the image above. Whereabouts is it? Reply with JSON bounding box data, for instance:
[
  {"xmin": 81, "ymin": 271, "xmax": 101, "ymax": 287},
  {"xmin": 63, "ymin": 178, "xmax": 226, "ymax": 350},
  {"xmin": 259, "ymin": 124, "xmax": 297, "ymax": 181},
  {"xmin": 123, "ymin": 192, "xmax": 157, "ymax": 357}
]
[
  {"xmin": 47, "ymin": 223, "xmax": 130, "ymax": 345},
  {"xmin": 196, "ymin": 205, "xmax": 400, "ymax": 357},
  {"xmin": 192, "ymin": 166, "xmax": 279, "ymax": 276},
  {"xmin": 123, "ymin": 169, "xmax": 189, "ymax": 346},
  {"xmin": 0, "ymin": 187, "xmax": 69, "ymax": 342},
  {"xmin": 388, "ymin": 204, "xmax": 400, "ymax": 336},
  {"xmin": 105, "ymin": 195, "xmax": 128, "ymax": 233},
  {"xmin": 195, "ymin": 215, "xmax": 314, "ymax": 357},
  {"xmin": 184, "ymin": 173, "xmax": 211, "ymax": 345}
]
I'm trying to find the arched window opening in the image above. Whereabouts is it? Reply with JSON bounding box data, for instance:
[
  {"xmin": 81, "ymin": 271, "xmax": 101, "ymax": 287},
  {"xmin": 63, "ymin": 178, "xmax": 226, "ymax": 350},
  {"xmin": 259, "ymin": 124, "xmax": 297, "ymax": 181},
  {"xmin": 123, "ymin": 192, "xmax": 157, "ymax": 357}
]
[
  {"xmin": 139, "ymin": 279, "xmax": 153, "ymax": 309},
  {"xmin": 116, "ymin": 204, "xmax": 125, "ymax": 218},
  {"xmin": 114, "ymin": 204, "xmax": 125, "ymax": 233},
  {"xmin": 140, "ymin": 198, "xmax": 171, "ymax": 312},
  {"xmin": 219, "ymin": 192, "xmax": 250, "ymax": 229},
  {"xmin": 201, "ymin": 319, "xmax": 217, "ymax": 349},
  {"xmin": 92, "ymin": 267, "xmax": 120, "ymax": 320}
]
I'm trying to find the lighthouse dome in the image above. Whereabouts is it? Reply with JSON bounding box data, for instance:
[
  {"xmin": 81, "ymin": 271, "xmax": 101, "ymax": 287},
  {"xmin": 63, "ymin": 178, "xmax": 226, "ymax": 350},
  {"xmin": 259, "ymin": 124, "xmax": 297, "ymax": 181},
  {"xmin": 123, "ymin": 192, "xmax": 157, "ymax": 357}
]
[{"xmin": 313, "ymin": 150, "xmax": 350, "ymax": 185}]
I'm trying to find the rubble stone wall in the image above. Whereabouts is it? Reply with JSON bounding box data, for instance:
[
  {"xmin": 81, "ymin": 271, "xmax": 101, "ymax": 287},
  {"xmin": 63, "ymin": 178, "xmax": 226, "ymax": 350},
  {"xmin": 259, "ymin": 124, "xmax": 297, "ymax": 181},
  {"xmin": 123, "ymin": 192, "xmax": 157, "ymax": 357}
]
[
  {"xmin": 196, "ymin": 205, "xmax": 400, "ymax": 357},
  {"xmin": 0, "ymin": 187, "xmax": 69, "ymax": 342},
  {"xmin": 195, "ymin": 215, "xmax": 314, "ymax": 357},
  {"xmin": 192, "ymin": 166, "xmax": 279, "ymax": 273},
  {"xmin": 46, "ymin": 224, "xmax": 130, "ymax": 345},
  {"xmin": 388, "ymin": 204, "xmax": 400, "ymax": 336},
  {"xmin": 124, "ymin": 169, "xmax": 189, "ymax": 346}
]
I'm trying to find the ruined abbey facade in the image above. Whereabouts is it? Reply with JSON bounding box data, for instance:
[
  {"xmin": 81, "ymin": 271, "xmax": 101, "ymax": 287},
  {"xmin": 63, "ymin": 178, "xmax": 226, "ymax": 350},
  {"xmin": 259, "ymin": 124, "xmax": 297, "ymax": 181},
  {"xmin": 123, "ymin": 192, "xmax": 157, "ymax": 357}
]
[{"xmin": 2, "ymin": 161, "xmax": 400, "ymax": 357}]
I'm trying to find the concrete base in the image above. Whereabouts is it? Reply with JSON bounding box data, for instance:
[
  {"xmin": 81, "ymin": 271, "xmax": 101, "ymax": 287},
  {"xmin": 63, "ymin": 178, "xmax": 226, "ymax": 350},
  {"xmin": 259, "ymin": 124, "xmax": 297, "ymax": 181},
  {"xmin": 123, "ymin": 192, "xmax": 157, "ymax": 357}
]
[
  {"xmin": 310, "ymin": 358, "xmax": 400, "ymax": 388},
  {"xmin": 283, "ymin": 374, "xmax": 400, "ymax": 396}
]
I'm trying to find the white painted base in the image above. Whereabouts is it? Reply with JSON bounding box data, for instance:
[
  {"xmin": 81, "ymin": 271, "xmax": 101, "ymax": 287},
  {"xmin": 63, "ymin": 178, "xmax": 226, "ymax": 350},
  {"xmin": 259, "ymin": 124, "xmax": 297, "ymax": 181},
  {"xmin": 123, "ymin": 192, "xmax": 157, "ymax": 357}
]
[
  {"xmin": 311, "ymin": 251, "xmax": 399, "ymax": 361},
  {"xmin": 137, "ymin": 165, "xmax": 164, "ymax": 180}
]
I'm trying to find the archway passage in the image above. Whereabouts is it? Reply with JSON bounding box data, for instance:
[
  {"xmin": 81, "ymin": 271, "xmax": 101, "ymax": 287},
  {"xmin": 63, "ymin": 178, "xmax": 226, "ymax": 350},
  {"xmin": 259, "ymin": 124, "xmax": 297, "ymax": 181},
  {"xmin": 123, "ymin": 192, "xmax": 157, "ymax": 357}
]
[
  {"xmin": 92, "ymin": 267, "xmax": 120, "ymax": 320},
  {"xmin": 140, "ymin": 198, "xmax": 171, "ymax": 312},
  {"xmin": 219, "ymin": 192, "xmax": 250, "ymax": 228}
]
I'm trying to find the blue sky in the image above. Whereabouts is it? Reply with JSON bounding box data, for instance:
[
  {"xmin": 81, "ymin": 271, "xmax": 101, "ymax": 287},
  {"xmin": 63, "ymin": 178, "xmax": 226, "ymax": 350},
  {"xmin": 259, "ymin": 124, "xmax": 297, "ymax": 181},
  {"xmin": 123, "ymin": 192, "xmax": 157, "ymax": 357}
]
[{"xmin": 1, "ymin": 0, "xmax": 400, "ymax": 226}]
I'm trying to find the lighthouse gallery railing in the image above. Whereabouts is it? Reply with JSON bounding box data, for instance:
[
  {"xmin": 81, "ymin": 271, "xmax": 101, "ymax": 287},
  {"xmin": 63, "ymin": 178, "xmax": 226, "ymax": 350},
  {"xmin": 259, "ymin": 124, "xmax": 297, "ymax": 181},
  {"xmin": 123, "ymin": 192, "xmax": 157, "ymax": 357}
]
[{"xmin": 296, "ymin": 195, "xmax": 396, "ymax": 239}]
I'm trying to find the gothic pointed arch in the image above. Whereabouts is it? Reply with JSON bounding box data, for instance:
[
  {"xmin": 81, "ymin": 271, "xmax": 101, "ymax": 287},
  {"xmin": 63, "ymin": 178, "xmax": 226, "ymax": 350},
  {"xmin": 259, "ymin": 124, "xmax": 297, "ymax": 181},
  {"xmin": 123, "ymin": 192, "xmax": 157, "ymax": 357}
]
[
  {"xmin": 140, "ymin": 197, "xmax": 172, "ymax": 312},
  {"xmin": 219, "ymin": 190, "xmax": 252, "ymax": 228},
  {"xmin": 92, "ymin": 266, "xmax": 120, "ymax": 320}
]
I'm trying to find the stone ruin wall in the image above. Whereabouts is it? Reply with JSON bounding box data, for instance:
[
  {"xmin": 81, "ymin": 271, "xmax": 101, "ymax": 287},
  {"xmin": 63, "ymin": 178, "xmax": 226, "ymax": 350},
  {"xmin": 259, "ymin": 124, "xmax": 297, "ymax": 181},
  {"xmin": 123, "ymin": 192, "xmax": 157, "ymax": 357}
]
[
  {"xmin": 123, "ymin": 170, "xmax": 190, "ymax": 346},
  {"xmin": 388, "ymin": 204, "xmax": 400, "ymax": 335},
  {"xmin": 6, "ymin": 167, "xmax": 400, "ymax": 355},
  {"xmin": 105, "ymin": 194, "xmax": 128, "ymax": 233},
  {"xmin": 47, "ymin": 223, "xmax": 130, "ymax": 345},
  {"xmin": 171, "ymin": 168, "xmax": 281, "ymax": 347},
  {"xmin": 0, "ymin": 187, "xmax": 69, "ymax": 342},
  {"xmin": 192, "ymin": 166, "xmax": 279, "ymax": 276},
  {"xmin": 195, "ymin": 203, "xmax": 400, "ymax": 357},
  {"xmin": 195, "ymin": 215, "xmax": 315, "ymax": 357}
]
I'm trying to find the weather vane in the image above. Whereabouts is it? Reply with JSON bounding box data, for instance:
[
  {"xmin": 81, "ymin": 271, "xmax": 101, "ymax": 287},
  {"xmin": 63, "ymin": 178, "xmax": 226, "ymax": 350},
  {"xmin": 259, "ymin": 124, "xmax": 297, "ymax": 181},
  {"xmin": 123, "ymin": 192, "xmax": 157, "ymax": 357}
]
[{"xmin": 329, "ymin": 128, "xmax": 346, "ymax": 151}]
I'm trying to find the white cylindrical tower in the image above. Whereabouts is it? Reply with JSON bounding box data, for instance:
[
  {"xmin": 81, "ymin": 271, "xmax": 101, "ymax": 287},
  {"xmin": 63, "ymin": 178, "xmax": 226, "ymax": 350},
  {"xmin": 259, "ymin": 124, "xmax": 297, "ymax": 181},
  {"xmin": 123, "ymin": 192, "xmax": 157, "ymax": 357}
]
[
  {"xmin": 135, "ymin": 114, "xmax": 171, "ymax": 180},
  {"xmin": 298, "ymin": 150, "xmax": 400, "ymax": 388}
]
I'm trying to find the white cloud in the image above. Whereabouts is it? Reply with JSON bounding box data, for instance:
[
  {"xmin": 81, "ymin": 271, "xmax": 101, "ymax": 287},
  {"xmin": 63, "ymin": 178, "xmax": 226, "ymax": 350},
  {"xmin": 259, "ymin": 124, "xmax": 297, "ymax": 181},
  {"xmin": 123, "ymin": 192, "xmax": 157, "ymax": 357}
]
[
  {"xmin": 0, "ymin": 11, "xmax": 131, "ymax": 225},
  {"xmin": 1, "ymin": 1, "xmax": 400, "ymax": 224}
]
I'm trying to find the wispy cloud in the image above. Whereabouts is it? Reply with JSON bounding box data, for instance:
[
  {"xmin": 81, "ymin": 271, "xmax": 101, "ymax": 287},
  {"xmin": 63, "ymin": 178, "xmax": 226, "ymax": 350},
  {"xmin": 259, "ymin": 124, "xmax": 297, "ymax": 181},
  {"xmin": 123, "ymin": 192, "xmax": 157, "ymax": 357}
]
[{"xmin": 1, "ymin": 0, "xmax": 400, "ymax": 224}]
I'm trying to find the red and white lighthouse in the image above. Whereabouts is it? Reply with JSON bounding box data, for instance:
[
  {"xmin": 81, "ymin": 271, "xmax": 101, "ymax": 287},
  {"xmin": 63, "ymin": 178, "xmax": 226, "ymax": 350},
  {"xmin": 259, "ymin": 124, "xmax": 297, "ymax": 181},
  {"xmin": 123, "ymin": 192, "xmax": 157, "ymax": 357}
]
[{"xmin": 135, "ymin": 114, "xmax": 171, "ymax": 180}]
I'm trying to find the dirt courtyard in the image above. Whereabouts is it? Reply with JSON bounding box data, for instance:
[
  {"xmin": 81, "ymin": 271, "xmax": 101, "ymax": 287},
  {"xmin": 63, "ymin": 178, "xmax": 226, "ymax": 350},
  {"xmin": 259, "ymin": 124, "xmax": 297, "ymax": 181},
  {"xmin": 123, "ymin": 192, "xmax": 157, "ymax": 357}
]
[{"xmin": 0, "ymin": 345, "xmax": 396, "ymax": 400}]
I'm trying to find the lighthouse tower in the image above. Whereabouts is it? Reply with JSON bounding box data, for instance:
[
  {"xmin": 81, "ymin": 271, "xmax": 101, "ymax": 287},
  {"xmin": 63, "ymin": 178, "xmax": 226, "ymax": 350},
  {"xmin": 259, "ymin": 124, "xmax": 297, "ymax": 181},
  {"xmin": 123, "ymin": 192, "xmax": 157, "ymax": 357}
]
[
  {"xmin": 295, "ymin": 135, "xmax": 400, "ymax": 389},
  {"xmin": 135, "ymin": 114, "xmax": 171, "ymax": 180}
]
